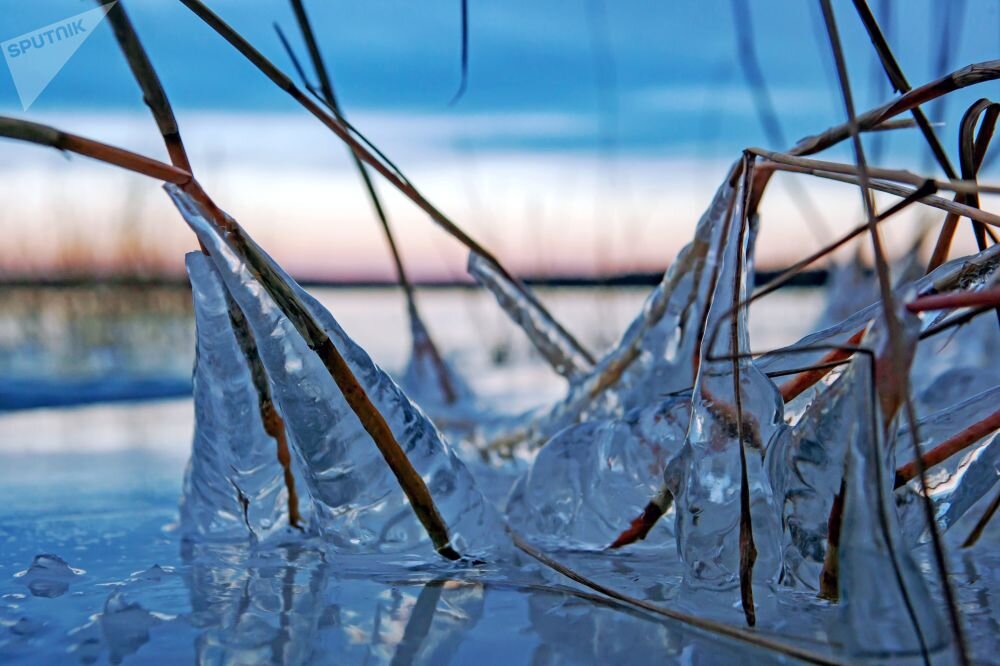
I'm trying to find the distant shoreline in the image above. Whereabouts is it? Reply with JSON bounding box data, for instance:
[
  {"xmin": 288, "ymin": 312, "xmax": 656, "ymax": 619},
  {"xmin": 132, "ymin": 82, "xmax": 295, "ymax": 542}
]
[{"xmin": 0, "ymin": 268, "xmax": 830, "ymax": 290}]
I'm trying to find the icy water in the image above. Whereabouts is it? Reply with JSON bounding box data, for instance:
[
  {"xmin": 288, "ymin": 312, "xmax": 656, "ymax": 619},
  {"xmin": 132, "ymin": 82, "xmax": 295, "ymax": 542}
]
[{"xmin": 1, "ymin": 288, "xmax": 998, "ymax": 664}]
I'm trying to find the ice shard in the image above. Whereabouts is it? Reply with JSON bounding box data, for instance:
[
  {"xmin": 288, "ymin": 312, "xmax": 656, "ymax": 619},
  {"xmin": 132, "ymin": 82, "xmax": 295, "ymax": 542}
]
[
  {"xmin": 468, "ymin": 251, "xmax": 594, "ymax": 381},
  {"xmin": 766, "ymin": 348, "xmax": 865, "ymax": 589},
  {"xmin": 483, "ymin": 172, "xmax": 738, "ymax": 454},
  {"xmin": 168, "ymin": 186, "xmax": 505, "ymax": 559},
  {"xmin": 671, "ymin": 162, "xmax": 784, "ymax": 590},
  {"xmin": 505, "ymin": 396, "xmax": 689, "ymax": 549},
  {"xmin": 833, "ymin": 307, "xmax": 948, "ymax": 658},
  {"xmin": 180, "ymin": 252, "xmax": 306, "ymax": 543}
]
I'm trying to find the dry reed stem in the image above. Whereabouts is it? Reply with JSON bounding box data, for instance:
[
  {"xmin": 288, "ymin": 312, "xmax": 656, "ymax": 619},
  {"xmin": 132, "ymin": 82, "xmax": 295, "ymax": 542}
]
[
  {"xmin": 895, "ymin": 407, "xmax": 1000, "ymax": 488},
  {"xmin": 766, "ymin": 165, "xmax": 1000, "ymax": 228},
  {"xmin": 0, "ymin": 113, "xmax": 463, "ymax": 559},
  {"xmin": 0, "ymin": 117, "xmax": 190, "ymax": 183},
  {"xmin": 927, "ymin": 99, "xmax": 999, "ymax": 271},
  {"xmin": 102, "ymin": 0, "xmax": 305, "ymax": 530},
  {"xmin": 906, "ymin": 287, "xmax": 1000, "ymax": 313},
  {"xmin": 818, "ymin": 4, "xmax": 964, "ymax": 660},
  {"xmin": 733, "ymin": 157, "xmax": 757, "ymax": 627},
  {"xmin": 176, "ymin": 0, "xmax": 595, "ymax": 375},
  {"xmin": 750, "ymin": 148, "xmax": 1000, "ymax": 196},
  {"xmin": 100, "ymin": 0, "xmax": 192, "ymax": 173},
  {"xmin": 284, "ymin": 0, "xmax": 459, "ymax": 404}
]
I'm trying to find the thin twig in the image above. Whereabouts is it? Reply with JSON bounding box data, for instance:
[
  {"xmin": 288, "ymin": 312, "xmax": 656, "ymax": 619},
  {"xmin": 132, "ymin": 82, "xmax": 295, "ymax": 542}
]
[
  {"xmin": 283, "ymin": 0, "xmax": 460, "ymax": 403},
  {"xmin": 101, "ymin": 0, "xmax": 304, "ymax": 528},
  {"xmin": 176, "ymin": 0, "xmax": 595, "ymax": 374},
  {"xmin": 818, "ymin": 3, "xmax": 967, "ymax": 661}
]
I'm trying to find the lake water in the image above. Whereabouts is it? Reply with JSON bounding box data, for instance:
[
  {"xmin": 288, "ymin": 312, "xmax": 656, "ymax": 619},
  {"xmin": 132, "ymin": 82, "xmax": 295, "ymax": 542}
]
[{"xmin": 2, "ymin": 287, "xmax": 997, "ymax": 664}]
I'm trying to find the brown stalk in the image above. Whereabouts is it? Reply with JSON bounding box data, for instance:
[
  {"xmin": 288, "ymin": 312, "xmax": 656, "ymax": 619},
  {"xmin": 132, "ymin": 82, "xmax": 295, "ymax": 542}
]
[
  {"xmin": 906, "ymin": 287, "xmax": 1000, "ymax": 313},
  {"xmin": 0, "ymin": 112, "xmax": 463, "ymax": 560},
  {"xmin": 100, "ymin": 0, "xmax": 192, "ymax": 173},
  {"xmin": 101, "ymin": 0, "xmax": 304, "ymax": 529},
  {"xmin": 176, "ymin": 0, "xmax": 595, "ymax": 375},
  {"xmin": 927, "ymin": 99, "xmax": 999, "ymax": 271},
  {"xmin": 732, "ymin": 157, "xmax": 757, "ymax": 627},
  {"xmin": 894, "ymin": 407, "xmax": 1000, "ymax": 488},
  {"xmin": 227, "ymin": 294, "xmax": 304, "ymax": 528},
  {"xmin": 817, "ymin": 4, "xmax": 966, "ymax": 661},
  {"xmin": 284, "ymin": 0, "xmax": 458, "ymax": 404},
  {"xmin": 749, "ymin": 147, "xmax": 1000, "ymax": 196},
  {"xmin": 0, "ymin": 117, "xmax": 190, "ymax": 183}
]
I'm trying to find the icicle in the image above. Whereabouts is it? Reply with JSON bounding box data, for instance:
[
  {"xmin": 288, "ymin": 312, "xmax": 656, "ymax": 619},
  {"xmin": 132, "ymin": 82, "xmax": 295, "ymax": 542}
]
[
  {"xmin": 833, "ymin": 307, "xmax": 948, "ymax": 658},
  {"xmin": 168, "ymin": 186, "xmax": 504, "ymax": 559},
  {"xmin": 765, "ymin": 345, "xmax": 868, "ymax": 590},
  {"xmin": 180, "ymin": 252, "xmax": 308, "ymax": 543},
  {"xmin": 895, "ymin": 386, "xmax": 1000, "ymax": 546},
  {"xmin": 483, "ymin": 169, "xmax": 739, "ymax": 453},
  {"xmin": 671, "ymin": 161, "xmax": 784, "ymax": 592},
  {"xmin": 467, "ymin": 252, "xmax": 593, "ymax": 381},
  {"xmin": 505, "ymin": 396, "xmax": 689, "ymax": 549}
]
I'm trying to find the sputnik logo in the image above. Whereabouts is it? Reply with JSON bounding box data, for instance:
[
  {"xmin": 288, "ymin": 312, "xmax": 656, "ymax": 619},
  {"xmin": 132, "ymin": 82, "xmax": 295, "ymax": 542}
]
[{"xmin": 2, "ymin": 2, "xmax": 117, "ymax": 111}]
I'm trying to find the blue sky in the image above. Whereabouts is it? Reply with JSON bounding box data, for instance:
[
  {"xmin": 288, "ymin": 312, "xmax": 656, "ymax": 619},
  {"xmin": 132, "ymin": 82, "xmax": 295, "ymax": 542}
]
[{"xmin": 0, "ymin": 1, "xmax": 997, "ymax": 278}]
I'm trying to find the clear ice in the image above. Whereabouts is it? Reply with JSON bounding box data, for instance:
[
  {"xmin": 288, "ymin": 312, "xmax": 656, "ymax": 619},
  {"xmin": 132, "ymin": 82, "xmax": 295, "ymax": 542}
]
[
  {"xmin": 167, "ymin": 185, "xmax": 505, "ymax": 559},
  {"xmin": 833, "ymin": 306, "xmax": 950, "ymax": 657},
  {"xmin": 468, "ymin": 251, "xmax": 593, "ymax": 381},
  {"xmin": 181, "ymin": 252, "xmax": 309, "ymax": 543},
  {"xmin": 669, "ymin": 165, "xmax": 784, "ymax": 590}
]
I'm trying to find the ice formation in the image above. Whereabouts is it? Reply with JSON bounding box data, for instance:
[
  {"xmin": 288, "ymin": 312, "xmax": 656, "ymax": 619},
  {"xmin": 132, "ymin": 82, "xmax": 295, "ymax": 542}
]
[
  {"xmin": 895, "ymin": 385, "xmax": 1000, "ymax": 547},
  {"xmin": 668, "ymin": 165, "xmax": 783, "ymax": 591},
  {"xmin": 485, "ymin": 175, "xmax": 738, "ymax": 455},
  {"xmin": 168, "ymin": 186, "xmax": 505, "ymax": 559},
  {"xmin": 833, "ymin": 307, "xmax": 949, "ymax": 657},
  {"xmin": 468, "ymin": 251, "xmax": 594, "ymax": 381},
  {"xmin": 150, "ymin": 164, "xmax": 1000, "ymax": 663},
  {"xmin": 181, "ymin": 252, "xmax": 309, "ymax": 542},
  {"xmin": 506, "ymin": 396, "xmax": 689, "ymax": 549}
]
